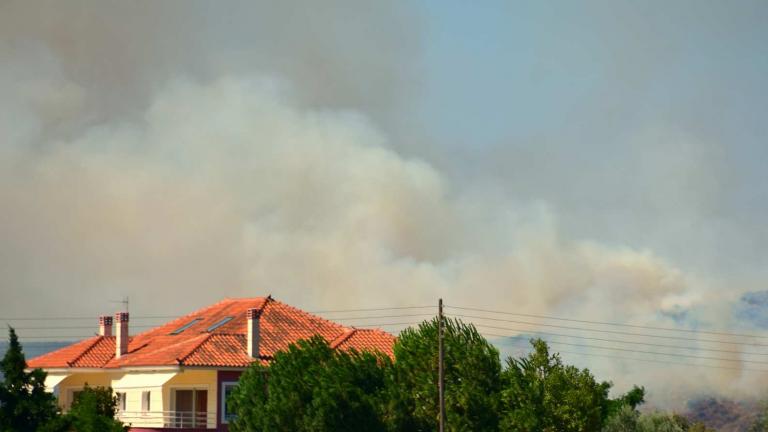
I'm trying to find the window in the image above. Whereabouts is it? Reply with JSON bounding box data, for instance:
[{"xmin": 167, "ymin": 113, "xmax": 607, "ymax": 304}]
[
  {"xmin": 206, "ymin": 316, "xmax": 234, "ymax": 332},
  {"xmin": 141, "ymin": 391, "xmax": 151, "ymax": 413},
  {"xmin": 173, "ymin": 389, "xmax": 208, "ymax": 428},
  {"xmin": 221, "ymin": 382, "xmax": 238, "ymax": 423},
  {"xmin": 116, "ymin": 392, "xmax": 127, "ymax": 412},
  {"xmin": 170, "ymin": 318, "xmax": 202, "ymax": 335}
]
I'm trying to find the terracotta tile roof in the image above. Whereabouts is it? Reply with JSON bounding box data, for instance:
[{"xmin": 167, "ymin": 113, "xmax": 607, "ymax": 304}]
[
  {"xmin": 69, "ymin": 337, "xmax": 116, "ymax": 368},
  {"xmin": 332, "ymin": 329, "xmax": 396, "ymax": 358},
  {"xmin": 26, "ymin": 337, "xmax": 106, "ymax": 369},
  {"xmin": 27, "ymin": 297, "xmax": 395, "ymax": 370},
  {"xmin": 179, "ymin": 334, "xmax": 269, "ymax": 367}
]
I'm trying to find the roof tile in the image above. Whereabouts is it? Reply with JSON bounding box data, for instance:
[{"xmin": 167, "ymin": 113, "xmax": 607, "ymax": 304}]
[{"xmin": 27, "ymin": 297, "xmax": 395, "ymax": 370}]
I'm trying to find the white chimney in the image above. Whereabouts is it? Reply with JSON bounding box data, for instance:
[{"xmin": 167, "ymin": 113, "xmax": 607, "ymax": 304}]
[
  {"xmin": 246, "ymin": 308, "xmax": 262, "ymax": 358},
  {"xmin": 99, "ymin": 315, "xmax": 113, "ymax": 337},
  {"xmin": 115, "ymin": 312, "xmax": 129, "ymax": 358}
]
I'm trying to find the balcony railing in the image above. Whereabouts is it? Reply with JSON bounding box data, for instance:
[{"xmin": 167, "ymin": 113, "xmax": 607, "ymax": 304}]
[{"xmin": 117, "ymin": 410, "xmax": 217, "ymax": 429}]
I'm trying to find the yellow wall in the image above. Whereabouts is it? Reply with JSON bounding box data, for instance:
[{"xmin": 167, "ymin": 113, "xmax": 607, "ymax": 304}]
[
  {"xmin": 52, "ymin": 368, "xmax": 219, "ymax": 429},
  {"xmin": 111, "ymin": 371, "xmax": 176, "ymax": 428},
  {"xmin": 165, "ymin": 369, "xmax": 218, "ymax": 429},
  {"xmin": 56, "ymin": 372, "xmax": 112, "ymax": 409}
]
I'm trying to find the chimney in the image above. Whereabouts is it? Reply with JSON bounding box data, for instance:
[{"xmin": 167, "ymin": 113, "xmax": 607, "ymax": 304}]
[
  {"xmin": 246, "ymin": 308, "xmax": 262, "ymax": 358},
  {"xmin": 98, "ymin": 315, "xmax": 113, "ymax": 337},
  {"xmin": 115, "ymin": 312, "xmax": 129, "ymax": 358}
]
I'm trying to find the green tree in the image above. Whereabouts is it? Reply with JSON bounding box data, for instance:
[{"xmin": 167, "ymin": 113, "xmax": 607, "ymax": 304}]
[
  {"xmin": 228, "ymin": 336, "xmax": 390, "ymax": 432},
  {"xmin": 637, "ymin": 411, "xmax": 686, "ymax": 432},
  {"xmin": 500, "ymin": 338, "xmax": 613, "ymax": 432},
  {"xmin": 0, "ymin": 327, "xmax": 61, "ymax": 431},
  {"xmin": 686, "ymin": 423, "xmax": 715, "ymax": 432},
  {"xmin": 64, "ymin": 385, "xmax": 126, "ymax": 432},
  {"xmin": 750, "ymin": 405, "xmax": 768, "ymax": 432},
  {"xmin": 607, "ymin": 385, "xmax": 646, "ymax": 417},
  {"xmin": 602, "ymin": 405, "xmax": 713, "ymax": 432},
  {"xmin": 672, "ymin": 414, "xmax": 715, "ymax": 432},
  {"xmin": 386, "ymin": 317, "xmax": 502, "ymax": 431},
  {"xmin": 603, "ymin": 405, "xmax": 642, "ymax": 432},
  {"xmin": 602, "ymin": 405, "xmax": 685, "ymax": 432}
]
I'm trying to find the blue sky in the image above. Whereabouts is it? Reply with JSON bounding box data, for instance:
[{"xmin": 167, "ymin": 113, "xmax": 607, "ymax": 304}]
[{"xmin": 418, "ymin": 1, "xmax": 768, "ymax": 148}]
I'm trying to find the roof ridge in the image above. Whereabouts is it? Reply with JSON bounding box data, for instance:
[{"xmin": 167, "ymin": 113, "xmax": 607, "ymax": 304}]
[
  {"xmin": 129, "ymin": 297, "xmax": 255, "ymax": 339},
  {"xmin": 355, "ymin": 327, "xmax": 387, "ymax": 333},
  {"xmin": 176, "ymin": 333, "xmax": 214, "ymax": 365},
  {"xmin": 67, "ymin": 336, "xmax": 107, "ymax": 367},
  {"xmin": 271, "ymin": 298, "xmax": 347, "ymax": 332},
  {"xmin": 185, "ymin": 296, "xmax": 268, "ymax": 319},
  {"xmin": 329, "ymin": 328, "xmax": 357, "ymax": 349},
  {"xmin": 350, "ymin": 327, "xmax": 396, "ymax": 337},
  {"xmin": 257, "ymin": 296, "xmax": 271, "ymax": 314}
]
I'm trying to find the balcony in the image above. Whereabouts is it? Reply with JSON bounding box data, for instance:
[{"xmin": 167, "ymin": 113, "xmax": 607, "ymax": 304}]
[{"xmin": 117, "ymin": 410, "xmax": 217, "ymax": 430}]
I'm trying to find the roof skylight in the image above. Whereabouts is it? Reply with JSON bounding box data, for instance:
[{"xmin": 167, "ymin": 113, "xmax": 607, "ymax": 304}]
[
  {"xmin": 206, "ymin": 316, "xmax": 234, "ymax": 332},
  {"xmin": 170, "ymin": 318, "xmax": 202, "ymax": 335}
]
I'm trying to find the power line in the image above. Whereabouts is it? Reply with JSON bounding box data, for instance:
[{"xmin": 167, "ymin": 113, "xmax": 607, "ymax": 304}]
[
  {"xmin": 0, "ymin": 306, "xmax": 434, "ymax": 322},
  {"xmin": 484, "ymin": 335, "xmax": 768, "ymax": 373},
  {"xmin": 1, "ymin": 323, "xmax": 424, "ymax": 340},
  {"xmin": 555, "ymin": 349, "xmax": 768, "ymax": 373},
  {"xmin": 8, "ymin": 335, "xmax": 95, "ymax": 340},
  {"xmin": 0, "ymin": 312, "xmax": 434, "ymax": 328},
  {"xmin": 349, "ymin": 322, "xmax": 424, "ymax": 328},
  {"xmin": 0, "ymin": 317, "xmax": 382, "ymax": 332},
  {"xmin": 1, "ymin": 321, "xmax": 427, "ymax": 340},
  {"xmin": 480, "ymin": 331, "xmax": 768, "ymax": 366},
  {"xmin": 448, "ymin": 305, "xmax": 768, "ymax": 340},
  {"xmin": 317, "ymin": 313, "xmax": 435, "ymax": 321},
  {"xmin": 465, "ymin": 322, "xmax": 768, "ymax": 357},
  {"xmin": 450, "ymin": 313, "xmax": 768, "ymax": 348},
  {"xmin": 0, "ymin": 316, "xmax": 179, "ymax": 321},
  {"xmin": 8, "ymin": 325, "xmax": 157, "ymax": 331},
  {"xmin": 308, "ymin": 305, "xmax": 435, "ymax": 314}
]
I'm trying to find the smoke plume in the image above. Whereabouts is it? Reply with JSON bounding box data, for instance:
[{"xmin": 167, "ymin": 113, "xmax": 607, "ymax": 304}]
[{"xmin": 1, "ymin": 0, "xmax": 766, "ymax": 407}]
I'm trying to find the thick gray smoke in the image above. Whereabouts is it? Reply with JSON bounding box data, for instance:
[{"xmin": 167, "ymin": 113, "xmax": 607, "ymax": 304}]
[{"xmin": 1, "ymin": 0, "xmax": 766, "ymax": 407}]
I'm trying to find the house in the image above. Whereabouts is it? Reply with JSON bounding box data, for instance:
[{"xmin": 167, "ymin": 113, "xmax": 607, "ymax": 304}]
[{"xmin": 26, "ymin": 296, "xmax": 395, "ymax": 431}]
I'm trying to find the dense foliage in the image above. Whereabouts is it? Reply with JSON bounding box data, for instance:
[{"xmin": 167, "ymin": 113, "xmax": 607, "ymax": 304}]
[
  {"xmin": 0, "ymin": 327, "xmax": 125, "ymax": 432},
  {"xmin": 500, "ymin": 338, "xmax": 612, "ymax": 432},
  {"xmin": 230, "ymin": 319, "xmax": 654, "ymax": 432},
  {"xmin": 0, "ymin": 327, "xmax": 60, "ymax": 431},
  {"xmin": 4, "ymin": 320, "xmax": 736, "ymax": 432},
  {"xmin": 388, "ymin": 318, "xmax": 502, "ymax": 431},
  {"xmin": 63, "ymin": 385, "xmax": 126, "ymax": 432},
  {"xmin": 750, "ymin": 404, "xmax": 768, "ymax": 432},
  {"xmin": 602, "ymin": 405, "xmax": 714, "ymax": 432},
  {"xmin": 228, "ymin": 336, "xmax": 391, "ymax": 432}
]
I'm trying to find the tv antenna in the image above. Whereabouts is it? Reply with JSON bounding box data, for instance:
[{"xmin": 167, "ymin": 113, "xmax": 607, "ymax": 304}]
[{"xmin": 110, "ymin": 296, "xmax": 129, "ymax": 313}]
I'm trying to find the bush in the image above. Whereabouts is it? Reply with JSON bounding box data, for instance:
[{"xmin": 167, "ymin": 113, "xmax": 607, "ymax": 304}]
[
  {"xmin": 228, "ymin": 336, "xmax": 390, "ymax": 432},
  {"xmin": 64, "ymin": 385, "xmax": 126, "ymax": 432}
]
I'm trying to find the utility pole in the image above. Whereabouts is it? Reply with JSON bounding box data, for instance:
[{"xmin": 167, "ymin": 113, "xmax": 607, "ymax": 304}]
[{"xmin": 438, "ymin": 298, "xmax": 446, "ymax": 432}]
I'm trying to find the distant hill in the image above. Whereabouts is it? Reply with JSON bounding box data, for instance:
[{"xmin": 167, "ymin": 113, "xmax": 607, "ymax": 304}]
[{"xmin": 686, "ymin": 397, "xmax": 763, "ymax": 432}]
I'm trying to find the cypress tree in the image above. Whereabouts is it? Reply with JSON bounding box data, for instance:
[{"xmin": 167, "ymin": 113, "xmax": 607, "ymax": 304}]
[{"xmin": 0, "ymin": 327, "xmax": 60, "ymax": 431}]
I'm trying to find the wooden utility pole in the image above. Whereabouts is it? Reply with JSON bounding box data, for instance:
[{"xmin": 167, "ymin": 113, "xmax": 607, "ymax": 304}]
[{"xmin": 438, "ymin": 298, "xmax": 446, "ymax": 432}]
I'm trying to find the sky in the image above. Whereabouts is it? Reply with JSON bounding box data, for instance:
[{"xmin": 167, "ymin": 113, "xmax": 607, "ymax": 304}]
[{"xmin": 1, "ymin": 0, "xmax": 767, "ymax": 406}]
